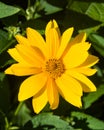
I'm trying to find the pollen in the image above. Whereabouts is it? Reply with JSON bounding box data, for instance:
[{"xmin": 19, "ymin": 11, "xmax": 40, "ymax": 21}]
[{"xmin": 45, "ymin": 59, "xmax": 65, "ymax": 79}]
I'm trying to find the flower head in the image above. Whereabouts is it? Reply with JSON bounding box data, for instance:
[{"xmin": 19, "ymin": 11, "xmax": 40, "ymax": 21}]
[{"xmin": 5, "ymin": 20, "xmax": 99, "ymax": 113}]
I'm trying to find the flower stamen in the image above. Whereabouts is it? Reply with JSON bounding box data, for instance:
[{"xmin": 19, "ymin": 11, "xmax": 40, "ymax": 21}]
[{"xmin": 45, "ymin": 59, "xmax": 65, "ymax": 79}]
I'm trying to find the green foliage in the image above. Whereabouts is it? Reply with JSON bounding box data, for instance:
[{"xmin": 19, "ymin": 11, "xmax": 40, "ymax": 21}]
[
  {"xmin": 68, "ymin": 1, "xmax": 104, "ymax": 22},
  {"xmin": 83, "ymin": 84, "xmax": 104, "ymax": 109},
  {"xmin": 71, "ymin": 112, "xmax": 104, "ymax": 130},
  {"xmin": 15, "ymin": 103, "xmax": 32, "ymax": 126},
  {"xmin": 0, "ymin": 1, "xmax": 20, "ymax": 18},
  {"xmin": 21, "ymin": 113, "xmax": 74, "ymax": 130},
  {"xmin": 89, "ymin": 33, "xmax": 104, "ymax": 56},
  {"xmin": 0, "ymin": 29, "xmax": 15, "ymax": 54},
  {"xmin": 39, "ymin": 0, "xmax": 62, "ymax": 15},
  {"xmin": 0, "ymin": 30, "xmax": 9, "ymax": 53},
  {"xmin": 85, "ymin": 3, "xmax": 104, "ymax": 22},
  {"xmin": 0, "ymin": 0, "xmax": 104, "ymax": 130}
]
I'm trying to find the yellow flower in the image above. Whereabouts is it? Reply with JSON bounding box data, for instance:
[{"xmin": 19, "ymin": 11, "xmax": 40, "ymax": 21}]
[{"xmin": 5, "ymin": 20, "xmax": 99, "ymax": 113}]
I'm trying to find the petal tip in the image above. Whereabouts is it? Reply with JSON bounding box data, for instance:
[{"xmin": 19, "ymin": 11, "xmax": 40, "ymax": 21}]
[
  {"xmin": 5, "ymin": 67, "xmax": 13, "ymax": 75},
  {"xmin": 50, "ymin": 104, "xmax": 58, "ymax": 110},
  {"xmin": 26, "ymin": 27, "xmax": 32, "ymax": 32},
  {"xmin": 90, "ymin": 86, "xmax": 97, "ymax": 92},
  {"xmin": 18, "ymin": 93, "xmax": 22, "ymax": 101},
  {"xmin": 70, "ymin": 27, "xmax": 74, "ymax": 31},
  {"xmin": 15, "ymin": 34, "xmax": 21, "ymax": 39},
  {"xmin": 18, "ymin": 92, "xmax": 26, "ymax": 102}
]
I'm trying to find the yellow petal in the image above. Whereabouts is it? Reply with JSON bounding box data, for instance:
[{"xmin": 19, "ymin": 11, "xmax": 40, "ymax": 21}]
[
  {"xmin": 66, "ymin": 70, "xmax": 96, "ymax": 92},
  {"xmin": 5, "ymin": 66, "xmax": 13, "ymax": 75},
  {"xmin": 47, "ymin": 78, "xmax": 59, "ymax": 109},
  {"xmin": 5, "ymin": 63, "xmax": 41, "ymax": 76},
  {"xmin": 63, "ymin": 43, "xmax": 88, "ymax": 68},
  {"xmin": 46, "ymin": 28, "xmax": 60, "ymax": 58},
  {"xmin": 69, "ymin": 42, "xmax": 90, "ymax": 57},
  {"xmin": 26, "ymin": 27, "xmax": 47, "ymax": 57},
  {"xmin": 80, "ymin": 82, "xmax": 95, "ymax": 92},
  {"xmin": 18, "ymin": 73, "xmax": 47, "ymax": 101},
  {"xmin": 32, "ymin": 87, "xmax": 48, "ymax": 114},
  {"xmin": 70, "ymin": 32, "xmax": 86, "ymax": 44},
  {"xmin": 7, "ymin": 48, "xmax": 28, "ymax": 64},
  {"xmin": 45, "ymin": 19, "xmax": 60, "ymax": 37},
  {"xmin": 56, "ymin": 74, "xmax": 82, "ymax": 107},
  {"xmin": 79, "ymin": 42, "xmax": 91, "ymax": 51},
  {"xmin": 79, "ymin": 54, "xmax": 99, "ymax": 68},
  {"xmin": 56, "ymin": 73, "xmax": 82, "ymax": 96},
  {"xmin": 16, "ymin": 44, "xmax": 44, "ymax": 67},
  {"xmin": 56, "ymin": 27, "xmax": 74, "ymax": 59},
  {"xmin": 15, "ymin": 35, "xmax": 29, "ymax": 45},
  {"xmin": 73, "ymin": 68, "xmax": 97, "ymax": 76},
  {"xmin": 62, "ymin": 35, "xmax": 90, "ymax": 58}
]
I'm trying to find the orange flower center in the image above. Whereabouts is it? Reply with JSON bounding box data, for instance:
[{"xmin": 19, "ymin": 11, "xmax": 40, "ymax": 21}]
[{"xmin": 45, "ymin": 59, "xmax": 65, "ymax": 79}]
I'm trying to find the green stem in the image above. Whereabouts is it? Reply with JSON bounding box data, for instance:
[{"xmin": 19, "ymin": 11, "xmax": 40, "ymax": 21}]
[
  {"xmin": 5, "ymin": 117, "xmax": 9, "ymax": 130},
  {"xmin": 27, "ymin": 0, "xmax": 31, "ymax": 8},
  {"xmin": 7, "ymin": 103, "xmax": 23, "ymax": 130},
  {"xmin": 0, "ymin": 110, "xmax": 9, "ymax": 130},
  {"xmin": 14, "ymin": 102, "xmax": 23, "ymax": 116}
]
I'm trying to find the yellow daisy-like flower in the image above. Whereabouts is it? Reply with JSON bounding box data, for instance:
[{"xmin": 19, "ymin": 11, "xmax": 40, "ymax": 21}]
[{"xmin": 5, "ymin": 20, "xmax": 99, "ymax": 113}]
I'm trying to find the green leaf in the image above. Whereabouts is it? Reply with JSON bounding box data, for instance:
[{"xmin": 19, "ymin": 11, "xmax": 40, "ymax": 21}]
[
  {"xmin": 79, "ymin": 24, "xmax": 102, "ymax": 36},
  {"xmin": 89, "ymin": 33, "xmax": 104, "ymax": 48},
  {"xmin": 39, "ymin": 0, "xmax": 62, "ymax": 15},
  {"xmin": 0, "ymin": 29, "xmax": 16, "ymax": 54},
  {"xmin": 0, "ymin": 2, "xmax": 20, "ymax": 18},
  {"xmin": 71, "ymin": 112, "xmax": 104, "ymax": 130},
  {"xmin": 23, "ymin": 113, "xmax": 74, "ymax": 130},
  {"xmin": 15, "ymin": 103, "xmax": 32, "ymax": 126},
  {"xmin": 68, "ymin": 1, "xmax": 90, "ymax": 14},
  {"xmin": 68, "ymin": 1, "xmax": 104, "ymax": 22},
  {"xmin": 83, "ymin": 84, "xmax": 104, "ymax": 109},
  {"xmin": 0, "ymin": 30, "xmax": 9, "ymax": 53},
  {"xmin": 85, "ymin": 3, "xmax": 104, "ymax": 22},
  {"xmin": 0, "ymin": 73, "xmax": 10, "ymax": 113},
  {"xmin": 89, "ymin": 33, "xmax": 104, "ymax": 56}
]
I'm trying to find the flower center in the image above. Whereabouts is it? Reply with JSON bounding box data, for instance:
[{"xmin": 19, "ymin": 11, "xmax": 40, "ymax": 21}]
[{"xmin": 45, "ymin": 59, "xmax": 65, "ymax": 79}]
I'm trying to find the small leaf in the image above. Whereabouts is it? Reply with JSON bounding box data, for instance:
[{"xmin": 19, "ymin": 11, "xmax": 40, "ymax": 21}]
[
  {"xmin": 89, "ymin": 33, "xmax": 104, "ymax": 56},
  {"xmin": 89, "ymin": 33, "xmax": 104, "ymax": 48},
  {"xmin": 0, "ymin": 29, "xmax": 15, "ymax": 54},
  {"xmin": 68, "ymin": 1, "xmax": 90, "ymax": 14},
  {"xmin": 79, "ymin": 24, "xmax": 102, "ymax": 36},
  {"xmin": 68, "ymin": 1, "xmax": 104, "ymax": 22},
  {"xmin": 0, "ymin": 30, "xmax": 9, "ymax": 53},
  {"xmin": 23, "ymin": 113, "xmax": 74, "ymax": 130},
  {"xmin": 16, "ymin": 103, "xmax": 32, "ymax": 126},
  {"xmin": 83, "ymin": 84, "xmax": 104, "ymax": 109},
  {"xmin": 86, "ymin": 3, "xmax": 104, "ymax": 22},
  {"xmin": 0, "ymin": 2, "xmax": 20, "ymax": 18},
  {"xmin": 39, "ymin": 0, "xmax": 62, "ymax": 15},
  {"xmin": 71, "ymin": 112, "xmax": 104, "ymax": 130}
]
